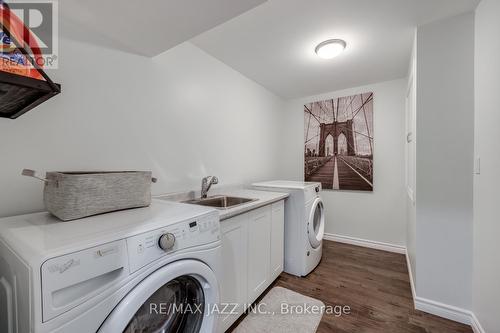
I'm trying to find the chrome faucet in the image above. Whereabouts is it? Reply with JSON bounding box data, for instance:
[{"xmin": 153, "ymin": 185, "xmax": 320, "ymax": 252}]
[{"xmin": 201, "ymin": 176, "xmax": 219, "ymax": 198}]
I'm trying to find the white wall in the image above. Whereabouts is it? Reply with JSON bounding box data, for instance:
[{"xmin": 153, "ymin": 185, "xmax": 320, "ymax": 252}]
[
  {"xmin": 473, "ymin": 0, "xmax": 500, "ymax": 331},
  {"xmin": 0, "ymin": 39, "xmax": 285, "ymax": 217},
  {"xmin": 281, "ymin": 79, "xmax": 407, "ymax": 246},
  {"xmin": 415, "ymin": 12, "xmax": 474, "ymax": 310}
]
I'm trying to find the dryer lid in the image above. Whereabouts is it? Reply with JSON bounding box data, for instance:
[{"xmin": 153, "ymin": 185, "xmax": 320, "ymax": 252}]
[
  {"xmin": 0, "ymin": 200, "xmax": 219, "ymax": 266},
  {"xmin": 252, "ymin": 180, "xmax": 320, "ymax": 190}
]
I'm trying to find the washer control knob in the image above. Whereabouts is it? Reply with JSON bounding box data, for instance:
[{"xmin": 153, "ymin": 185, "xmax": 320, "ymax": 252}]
[
  {"xmin": 158, "ymin": 233, "xmax": 176, "ymax": 251},
  {"xmin": 315, "ymin": 186, "xmax": 320, "ymax": 193}
]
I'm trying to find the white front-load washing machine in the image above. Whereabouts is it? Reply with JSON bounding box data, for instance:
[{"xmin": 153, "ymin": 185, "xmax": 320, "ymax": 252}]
[
  {"xmin": 252, "ymin": 181, "xmax": 325, "ymax": 277},
  {"xmin": 0, "ymin": 200, "xmax": 221, "ymax": 333}
]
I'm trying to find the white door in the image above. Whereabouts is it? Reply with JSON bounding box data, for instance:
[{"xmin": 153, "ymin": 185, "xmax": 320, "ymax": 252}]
[
  {"xmin": 307, "ymin": 198, "xmax": 325, "ymax": 249},
  {"xmin": 98, "ymin": 260, "xmax": 219, "ymax": 333},
  {"xmin": 219, "ymin": 213, "xmax": 248, "ymax": 332},
  {"xmin": 247, "ymin": 206, "xmax": 271, "ymax": 304},
  {"xmin": 270, "ymin": 201, "xmax": 284, "ymax": 280}
]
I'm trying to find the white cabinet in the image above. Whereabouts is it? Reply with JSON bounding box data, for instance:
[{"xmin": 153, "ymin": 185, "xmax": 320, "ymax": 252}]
[
  {"xmin": 270, "ymin": 201, "xmax": 284, "ymax": 281},
  {"xmin": 219, "ymin": 213, "xmax": 248, "ymax": 333},
  {"xmin": 218, "ymin": 199, "xmax": 284, "ymax": 332},
  {"xmin": 247, "ymin": 205, "xmax": 271, "ymax": 303}
]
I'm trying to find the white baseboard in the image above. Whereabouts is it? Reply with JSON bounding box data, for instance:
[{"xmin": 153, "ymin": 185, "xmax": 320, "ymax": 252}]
[
  {"xmin": 413, "ymin": 298, "xmax": 488, "ymax": 332},
  {"xmin": 325, "ymin": 233, "xmax": 487, "ymax": 331},
  {"xmin": 470, "ymin": 313, "xmax": 486, "ymax": 333},
  {"xmin": 323, "ymin": 233, "xmax": 406, "ymax": 254},
  {"xmin": 413, "ymin": 297, "xmax": 489, "ymax": 332},
  {"xmin": 414, "ymin": 297, "xmax": 472, "ymax": 325}
]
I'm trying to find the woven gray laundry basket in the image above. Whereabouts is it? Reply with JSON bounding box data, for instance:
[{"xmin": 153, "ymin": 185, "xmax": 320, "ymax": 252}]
[{"xmin": 23, "ymin": 169, "xmax": 157, "ymax": 221}]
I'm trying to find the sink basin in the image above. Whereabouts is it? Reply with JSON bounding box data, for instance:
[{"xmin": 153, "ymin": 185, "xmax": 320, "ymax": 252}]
[{"xmin": 184, "ymin": 196, "xmax": 257, "ymax": 209}]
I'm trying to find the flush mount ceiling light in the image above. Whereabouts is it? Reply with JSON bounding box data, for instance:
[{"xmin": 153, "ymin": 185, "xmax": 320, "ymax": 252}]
[{"xmin": 315, "ymin": 39, "xmax": 347, "ymax": 59}]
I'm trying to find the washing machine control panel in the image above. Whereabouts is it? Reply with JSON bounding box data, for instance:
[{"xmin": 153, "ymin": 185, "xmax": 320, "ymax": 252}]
[
  {"xmin": 305, "ymin": 183, "xmax": 322, "ymax": 202},
  {"xmin": 158, "ymin": 232, "xmax": 176, "ymax": 251},
  {"xmin": 126, "ymin": 211, "xmax": 220, "ymax": 273}
]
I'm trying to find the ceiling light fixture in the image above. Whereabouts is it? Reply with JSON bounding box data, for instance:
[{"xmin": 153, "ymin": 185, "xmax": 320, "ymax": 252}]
[{"xmin": 315, "ymin": 39, "xmax": 347, "ymax": 59}]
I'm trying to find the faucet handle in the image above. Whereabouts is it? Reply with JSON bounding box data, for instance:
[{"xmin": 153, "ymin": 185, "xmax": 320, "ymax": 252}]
[{"xmin": 201, "ymin": 176, "xmax": 219, "ymax": 198}]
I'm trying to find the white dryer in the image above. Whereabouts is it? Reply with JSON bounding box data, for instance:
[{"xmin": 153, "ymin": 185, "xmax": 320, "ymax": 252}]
[
  {"xmin": 252, "ymin": 181, "xmax": 325, "ymax": 277},
  {"xmin": 0, "ymin": 200, "xmax": 221, "ymax": 333}
]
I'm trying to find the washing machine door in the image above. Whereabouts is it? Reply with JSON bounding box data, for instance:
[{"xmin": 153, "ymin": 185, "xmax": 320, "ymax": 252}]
[
  {"xmin": 307, "ymin": 197, "xmax": 325, "ymax": 249},
  {"xmin": 98, "ymin": 259, "xmax": 219, "ymax": 333}
]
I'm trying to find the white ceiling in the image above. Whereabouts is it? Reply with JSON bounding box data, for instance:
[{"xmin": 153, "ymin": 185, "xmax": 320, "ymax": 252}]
[
  {"xmin": 192, "ymin": 0, "xmax": 480, "ymax": 98},
  {"xmin": 59, "ymin": 0, "xmax": 266, "ymax": 57}
]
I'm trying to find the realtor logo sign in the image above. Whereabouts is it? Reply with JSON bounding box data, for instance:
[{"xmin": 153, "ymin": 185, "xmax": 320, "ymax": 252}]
[{"xmin": 0, "ymin": 0, "xmax": 58, "ymax": 68}]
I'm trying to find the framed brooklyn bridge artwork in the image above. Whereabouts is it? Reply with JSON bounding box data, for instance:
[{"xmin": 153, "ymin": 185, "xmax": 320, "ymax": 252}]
[{"xmin": 304, "ymin": 92, "xmax": 374, "ymax": 191}]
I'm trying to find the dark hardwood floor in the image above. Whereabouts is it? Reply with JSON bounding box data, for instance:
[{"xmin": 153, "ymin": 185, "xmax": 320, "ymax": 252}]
[{"xmin": 231, "ymin": 240, "xmax": 473, "ymax": 333}]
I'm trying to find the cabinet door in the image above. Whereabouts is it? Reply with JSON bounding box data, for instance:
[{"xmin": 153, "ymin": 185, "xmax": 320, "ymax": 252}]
[
  {"xmin": 247, "ymin": 205, "xmax": 271, "ymax": 304},
  {"xmin": 270, "ymin": 201, "xmax": 284, "ymax": 280},
  {"xmin": 219, "ymin": 214, "xmax": 248, "ymax": 333}
]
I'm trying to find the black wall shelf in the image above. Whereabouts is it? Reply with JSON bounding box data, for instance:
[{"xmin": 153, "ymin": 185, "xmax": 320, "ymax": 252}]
[{"xmin": 0, "ymin": 70, "xmax": 61, "ymax": 119}]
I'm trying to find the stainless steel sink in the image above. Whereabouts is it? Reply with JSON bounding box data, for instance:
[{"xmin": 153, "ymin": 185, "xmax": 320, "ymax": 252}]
[{"xmin": 183, "ymin": 195, "xmax": 257, "ymax": 209}]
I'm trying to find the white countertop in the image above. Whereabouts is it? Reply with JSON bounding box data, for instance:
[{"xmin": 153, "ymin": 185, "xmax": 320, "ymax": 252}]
[{"xmin": 154, "ymin": 186, "xmax": 289, "ymax": 221}]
